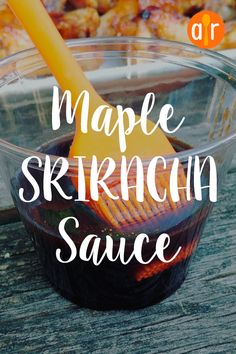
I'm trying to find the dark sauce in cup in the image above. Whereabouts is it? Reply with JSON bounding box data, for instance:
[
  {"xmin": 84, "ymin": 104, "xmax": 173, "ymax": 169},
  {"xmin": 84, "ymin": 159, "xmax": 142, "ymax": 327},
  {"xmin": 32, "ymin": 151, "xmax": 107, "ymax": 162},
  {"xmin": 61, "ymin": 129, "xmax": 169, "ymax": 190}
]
[{"xmin": 11, "ymin": 136, "xmax": 212, "ymax": 310}]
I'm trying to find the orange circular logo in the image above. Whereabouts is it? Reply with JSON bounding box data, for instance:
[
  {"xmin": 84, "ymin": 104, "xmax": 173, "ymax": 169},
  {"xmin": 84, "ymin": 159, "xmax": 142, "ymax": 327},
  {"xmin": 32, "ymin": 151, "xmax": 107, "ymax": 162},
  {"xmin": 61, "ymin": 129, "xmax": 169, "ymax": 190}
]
[{"xmin": 187, "ymin": 10, "xmax": 225, "ymax": 49}]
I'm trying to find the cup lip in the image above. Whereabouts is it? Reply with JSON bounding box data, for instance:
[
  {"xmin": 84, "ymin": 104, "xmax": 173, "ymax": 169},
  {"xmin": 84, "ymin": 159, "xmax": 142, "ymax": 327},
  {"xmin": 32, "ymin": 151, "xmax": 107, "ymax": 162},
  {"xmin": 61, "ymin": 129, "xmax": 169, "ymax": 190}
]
[{"xmin": 0, "ymin": 36, "xmax": 236, "ymax": 166}]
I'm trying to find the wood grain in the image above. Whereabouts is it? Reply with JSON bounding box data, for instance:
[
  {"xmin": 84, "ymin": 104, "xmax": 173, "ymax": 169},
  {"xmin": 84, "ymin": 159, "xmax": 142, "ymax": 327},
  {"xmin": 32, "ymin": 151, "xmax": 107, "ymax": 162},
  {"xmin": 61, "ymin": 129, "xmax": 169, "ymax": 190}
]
[{"xmin": 0, "ymin": 167, "xmax": 235, "ymax": 353}]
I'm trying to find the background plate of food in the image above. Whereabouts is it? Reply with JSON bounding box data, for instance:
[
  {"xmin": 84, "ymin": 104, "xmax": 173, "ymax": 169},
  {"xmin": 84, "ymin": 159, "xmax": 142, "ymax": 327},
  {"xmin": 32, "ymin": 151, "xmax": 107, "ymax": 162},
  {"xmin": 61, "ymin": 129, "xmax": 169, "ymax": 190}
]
[{"xmin": 0, "ymin": 0, "xmax": 236, "ymax": 59}]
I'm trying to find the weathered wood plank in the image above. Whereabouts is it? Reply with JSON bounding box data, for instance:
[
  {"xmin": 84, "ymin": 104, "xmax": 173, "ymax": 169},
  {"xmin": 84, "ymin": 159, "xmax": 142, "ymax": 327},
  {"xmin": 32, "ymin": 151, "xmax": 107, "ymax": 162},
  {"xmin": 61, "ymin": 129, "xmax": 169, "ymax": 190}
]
[
  {"xmin": 0, "ymin": 179, "xmax": 12, "ymax": 211},
  {"xmin": 0, "ymin": 179, "xmax": 20, "ymax": 225},
  {"xmin": 0, "ymin": 170, "xmax": 235, "ymax": 354},
  {"xmin": 0, "ymin": 207, "xmax": 20, "ymax": 226}
]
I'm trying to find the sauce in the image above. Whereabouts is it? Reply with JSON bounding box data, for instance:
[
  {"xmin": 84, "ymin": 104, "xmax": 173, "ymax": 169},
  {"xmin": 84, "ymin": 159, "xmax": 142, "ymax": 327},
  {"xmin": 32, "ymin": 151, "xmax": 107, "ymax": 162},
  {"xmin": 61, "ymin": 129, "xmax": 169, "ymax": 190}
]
[{"xmin": 11, "ymin": 136, "xmax": 212, "ymax": 310}]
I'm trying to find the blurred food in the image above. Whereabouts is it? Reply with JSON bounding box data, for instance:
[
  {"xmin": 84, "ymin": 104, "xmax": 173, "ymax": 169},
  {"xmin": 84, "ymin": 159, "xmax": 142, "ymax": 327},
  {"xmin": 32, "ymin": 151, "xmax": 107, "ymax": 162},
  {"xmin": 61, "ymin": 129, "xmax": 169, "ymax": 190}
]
[
  {"xmin": 50, "ymin": 8, "xmax": 100, "ymax": 38},
  {"xmin": 0, "ymin": 5, "xmax": 33, "ymax": 58},
  {"xmin": 1, "ymin": 0, "xmax": 236, "ymax": 58},
  {"xmin": 42, "ymin": 0, "xmax": 67, "ymax": 12}
]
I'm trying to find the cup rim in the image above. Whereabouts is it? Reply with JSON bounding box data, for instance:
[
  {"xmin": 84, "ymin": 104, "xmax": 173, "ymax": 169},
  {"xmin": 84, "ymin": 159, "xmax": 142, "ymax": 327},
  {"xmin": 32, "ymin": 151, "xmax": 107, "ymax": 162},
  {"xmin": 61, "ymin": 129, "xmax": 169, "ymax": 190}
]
[{"xmin": 0, "ymin": 36, "xmax": 236, "ymax": 166}]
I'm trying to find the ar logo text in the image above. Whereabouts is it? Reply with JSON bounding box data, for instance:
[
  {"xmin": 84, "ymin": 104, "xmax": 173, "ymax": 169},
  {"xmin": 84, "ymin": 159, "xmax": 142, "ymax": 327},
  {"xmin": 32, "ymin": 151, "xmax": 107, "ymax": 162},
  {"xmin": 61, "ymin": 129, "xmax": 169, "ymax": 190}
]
[{"xmin": 188, "ymin": 10, "xmax": 224, "ymax": 49}]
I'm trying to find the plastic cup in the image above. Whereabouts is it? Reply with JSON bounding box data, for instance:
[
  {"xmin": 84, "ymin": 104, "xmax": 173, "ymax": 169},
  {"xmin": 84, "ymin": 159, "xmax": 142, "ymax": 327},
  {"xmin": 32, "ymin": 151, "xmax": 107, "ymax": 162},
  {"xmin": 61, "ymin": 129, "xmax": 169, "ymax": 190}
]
[{"xmin": 0, "ymin": 38, "xmax": 236, "ymax": 309}]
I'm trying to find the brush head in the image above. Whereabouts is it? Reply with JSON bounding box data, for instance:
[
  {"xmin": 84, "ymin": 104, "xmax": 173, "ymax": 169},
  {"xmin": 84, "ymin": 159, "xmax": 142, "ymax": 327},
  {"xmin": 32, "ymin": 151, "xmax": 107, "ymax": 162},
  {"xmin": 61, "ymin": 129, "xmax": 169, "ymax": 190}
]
[
  {"xmin": 69, "ymin": 104, "xmax": 189, "ymax": 232},
  {"xmin": 69, "ymin": 103, "xmax": 183, "ymax": 233},
  {"xmin": 87, "ymin": 162, "xmax": 190, "ymax": 232}
]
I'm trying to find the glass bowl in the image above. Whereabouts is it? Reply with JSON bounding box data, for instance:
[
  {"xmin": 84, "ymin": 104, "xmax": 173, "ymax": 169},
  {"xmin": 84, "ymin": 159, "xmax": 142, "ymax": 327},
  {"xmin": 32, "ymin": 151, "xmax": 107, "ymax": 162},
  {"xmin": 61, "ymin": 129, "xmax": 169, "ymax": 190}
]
[{"xmin": 0, "ymin": 38, "xmax": 236, "ymax": 310}]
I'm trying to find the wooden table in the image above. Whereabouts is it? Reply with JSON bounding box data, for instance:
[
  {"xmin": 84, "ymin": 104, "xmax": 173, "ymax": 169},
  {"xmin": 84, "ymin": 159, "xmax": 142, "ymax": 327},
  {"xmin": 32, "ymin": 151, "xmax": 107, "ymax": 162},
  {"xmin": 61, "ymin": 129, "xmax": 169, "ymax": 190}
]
[{"xmin": 0, "ymin": 160, "xmax": 235, "ymax": 354}]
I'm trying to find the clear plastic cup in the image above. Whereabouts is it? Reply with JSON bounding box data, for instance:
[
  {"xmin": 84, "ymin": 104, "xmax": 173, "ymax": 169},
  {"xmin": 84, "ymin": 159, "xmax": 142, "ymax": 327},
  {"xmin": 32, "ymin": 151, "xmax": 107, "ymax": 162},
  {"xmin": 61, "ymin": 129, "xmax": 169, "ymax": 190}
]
[{"xmin": 0, "ymin": 38, "xmax": 236, "ymax": 310}]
